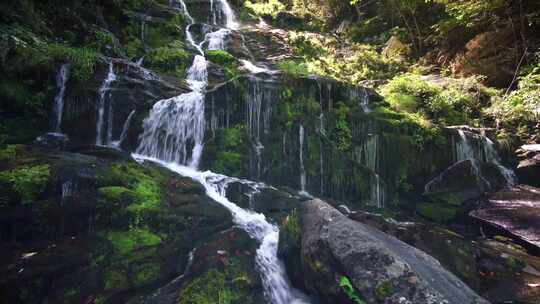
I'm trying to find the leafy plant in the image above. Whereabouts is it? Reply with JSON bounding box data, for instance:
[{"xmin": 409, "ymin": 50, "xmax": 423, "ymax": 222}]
[
  {"xmin": 0, "ymin": 164, "xmax": 50, "ymax": 203},
  {"xmin": 339, "ymin": 276, "xmax": 366, "ymax": 304}
]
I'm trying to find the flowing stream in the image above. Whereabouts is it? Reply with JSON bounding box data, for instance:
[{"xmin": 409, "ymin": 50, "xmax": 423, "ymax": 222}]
[{"xmin": 135, "ymin": 1, "xmax": 310, "ymax": 303}]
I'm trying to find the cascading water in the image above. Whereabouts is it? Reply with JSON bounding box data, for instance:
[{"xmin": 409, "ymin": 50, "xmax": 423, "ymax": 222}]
[
  {"xmin": 455, "ymin": 129, "xmax": 516, "ymax": 186},
  {"xmin": 52, "ymin": 63, "xmax": 70, "ymax": 132},
  {"xmin": 96, "ymin": 61, "xmax": 117, "ymax": 146},
  {"xmin": 484, "ymin": 137, "xmax": 517, "ymax": 185},
  {"xmin": 135, "ymin": 1, "xmax": 311, "ymax": 303},
  {"xmin": 111, "ymin": 110, "xmax": 136, "ymax": 148}
]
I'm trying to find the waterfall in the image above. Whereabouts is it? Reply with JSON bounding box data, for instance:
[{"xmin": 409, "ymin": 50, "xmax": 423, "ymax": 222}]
[
  {"xmin": 204, "ymin": 28, "xmax": 231, "ymax": 50},
  {"xmin": 111, "ymin": 110, "xmax": 135, "ymax": 148},
  {"xmin": 349, "ymin": 86, "xmax": 370, "ymax": 113},
  {"xmin": 215, "ymin": 0, "xmax": 239, "ymax": 29},
  {"xmin": 455, "ymin": 129, "xmax": 516, "ymax": 186},
  {"xmin": 133, "ymin": 156, "xmax": 311, "ymax": 304},
  {"xmin": 134, "ymin": 2, "xmax": 310, "ymax": 303},
  {"xmin": 52, "ymin": 63, "xmax": 70, "ymax": 132},
  {"xmin": 484, "ymin": 137, "xmax": 517, "ymax": 185},
  {"xmin": 246, "ymin": 79, "xmax": 264, "ymax": 178},
  {"xmin": 96, "ymin": 61, "xmax": 117, "ymax": 146}
]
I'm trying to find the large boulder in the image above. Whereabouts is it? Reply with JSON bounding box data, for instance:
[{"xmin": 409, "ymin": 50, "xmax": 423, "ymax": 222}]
[
  {"xmin": 299, "ymin": 199, "xmax": 489, "ymax": 304},
  {"xmin": 470, "ymin": 185, "xmax": 540, "ymax": 252}
]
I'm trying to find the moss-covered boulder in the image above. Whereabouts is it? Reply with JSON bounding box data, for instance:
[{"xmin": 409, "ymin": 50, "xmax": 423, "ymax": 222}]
[{"xmin": 0, "ymin": 145, "xmax": 234, "ymax": 303}]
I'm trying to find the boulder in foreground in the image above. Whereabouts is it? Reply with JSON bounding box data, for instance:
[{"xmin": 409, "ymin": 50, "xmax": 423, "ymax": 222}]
[{"xmin": 299, "ymin": 199, "xmax": 489, "ymax": 304}]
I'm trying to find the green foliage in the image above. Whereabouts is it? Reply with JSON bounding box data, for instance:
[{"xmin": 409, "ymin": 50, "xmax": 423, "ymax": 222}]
[
  {"xmin": 275, "ymin": 59, "xmax": 309, "ymax": 77},
  {"xmin": 105, "ymin": 228, "xmax": 162, "ymax": 255},
  {"xmin": 380, "ymin": 74, "xmax": 477, "ymax": 125},
  {"xmin": 146, "ymin": 42, "xmax": 191, "ymax": 77},
  {"xmin": 287, "ymin": 32, "xmax": 405, "ymax": 83},
  {"xmin": 0, "ymin": 164, "xmax": 50, "ymax": 203},
  {"xmin": 177, "ymin": 264, "xmax": 253, "ymax": 304},
  {"xmin": 279, "ymin": 209, "xmax": 301, "ymax": 255},
  {"xmin": 374, "ymin": 280, "xmax": 393, "ymax": 301},
  {"xmin": 0, "ymin": 145, "xmax": 17, "ymax": 161},
  {"xmin": 339, "ymin": 276, "xmax": 366, "ymax": 304},
  {"xmin": 46, "ymin": 43, "xmax": 98, "ymax": 82},
  {"xmin": 213, "ymin": 126, "xmax": 247, "ymax": 176},
  {"xmin": 205, "ymin": 49, "xmax": 241, "ymax": 80},
  {"xmin": 98, "ymin": 186, "xmax": 135, "ymax": 203},
  {"xmin": 486, "ymin": 58, "xmax": 540, "ymax": 138},
  {"xmin": 97, "ymin": 163, "xmax": 163, "ymax": 224},
  {"xmin": 244, "ymin": 0, "xmax": 286, "ymax": 17},
  {"xmin": 331, "ymin": 103, "xmax": 352, "ymax": 151},
  {"xmin": 205, "ymin": 50, "xmax": 237, "ymax": 65},
  {"xmin": 416, "ymin": 202, "xmax": 457, "ymax": 223}
]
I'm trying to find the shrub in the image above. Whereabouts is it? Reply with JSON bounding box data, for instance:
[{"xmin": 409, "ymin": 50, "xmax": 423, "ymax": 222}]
[
  {"xmin": 0, "ymin": 164, "xmax": 50, "ymax": 203},
  {"xmin": 380, "ymin": 74, "xmax": 476, "ymax": 125},
  {"xmin": 146, "ymin": 44, "xmax": 191, "ymax": 77},
  {"xmin": 339, "ymin": 276, "xmax": 366, "ymax": 304},
  {"xmin": 275, "ymin": 59, "xmax": 309, "ymax": 77},
  {"xmin": 46, "ymin": 43, "xmax": 98, "ymax": 82},
  {"xmin": 205, "ymin": 49, "xmax": 236, "ymax": 65}
]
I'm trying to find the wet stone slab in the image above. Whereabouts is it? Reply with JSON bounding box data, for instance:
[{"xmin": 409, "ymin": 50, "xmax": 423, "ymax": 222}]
[{"xmin": 471, "ymin": 185, "xmax": 540, "ymax": 250}]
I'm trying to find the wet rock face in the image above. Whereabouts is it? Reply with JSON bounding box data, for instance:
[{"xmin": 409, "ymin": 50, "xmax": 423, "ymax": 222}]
[
  {"xmin": 471, "ymin": 185, "xmax": 540, "ymax": 252},
  {"xmin": 298, "ymin": 199, "xmax": 489, "ymax": 304},
  {"xmin": 60, "ymin": 59, "xmax": 187, "ymax": 147},
  {"xmin": 424, "ymin": 159, "xmax": 506, "ymax": 206}
]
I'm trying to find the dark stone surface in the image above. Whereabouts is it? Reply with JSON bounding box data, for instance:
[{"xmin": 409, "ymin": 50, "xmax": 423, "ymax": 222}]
[
  {"xmin": 471, "ymin": 185, "xmax": 540, "ymax": 251},
  {"xmin": 424, "ymin": 159, "xmax": 506, "ymax": 206},
  {"xmin": 299, "ymin": 199, "xmax": 489, "ymax": 304}
]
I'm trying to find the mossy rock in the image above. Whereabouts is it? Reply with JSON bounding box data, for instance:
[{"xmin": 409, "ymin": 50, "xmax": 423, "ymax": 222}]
[{"xmin": 416, "ymin": 202, "xmax": 457, "ymax": 223}]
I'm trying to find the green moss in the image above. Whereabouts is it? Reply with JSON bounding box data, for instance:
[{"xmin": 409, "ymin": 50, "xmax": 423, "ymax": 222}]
[
  {"xmin": 278, "ymin": 209, "xmax": 301, "ymax": 255},
  {"xmin": 98, "ymin": 186, "xmax": 135, "ymax": 203},
  {"xmin": 380, "ymin": 74, "xmax": 476, "ymax": 126},
  {"xmin": 146, "ymin": 42, "xmax": 191, "ymax": 77},
  {"xmin": 506, "ymin": 256, "xmax": 526, "ymax": 272},
  {"xmin": 374, "ymin": 280, "xmax": 393, "ymax": 301},
  {"xmin": 97, "ymin": 163, "xmax": 163, "ymax": 220},
  {"xmin": 339, "ymin": 276, "xmax": 366, "ymax": 304},
  {"xmin": 205, "ymin": 50, "xmax": 237, "ymax": 65},
  {"xmin": 46, "ymin": 43, "xmax": 98, "ymax": 82},
  {"xmin": 177, "ymin": 265, "xmax": 254, "ymax": 304},
  {"xmin": 0, "ymin": 144, "xmax": 17, "ymax": 161},
  {"xmin": 104, "ymin": 270, "xmax": 129, "ymax": 290},
  {"xmin": 416, "ymin": 202, "xmax": 457, "ymax": 223},
  {"xmin": 275, "ymin": 59, "xmax": 309, "ymax": 77},
  {"xmin": 105, "ymin": 228, "xmax": 162, "ymax": 256},
  {"xmin": 133, "ymin": 262, "xmax": 161, "ymax": 286},
  {"xmin": 0, "ymin": 164, "xmax": 50, "ymax": 203}
]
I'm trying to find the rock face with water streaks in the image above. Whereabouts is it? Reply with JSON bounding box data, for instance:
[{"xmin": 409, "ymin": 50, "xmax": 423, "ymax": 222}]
[
  {"xmin": 298, "ymin": 199, "xmax": 489, "ymax": 304},
  {"xmin": 424, "ymin": 159, "xmax": 506, "ymax": 206}
]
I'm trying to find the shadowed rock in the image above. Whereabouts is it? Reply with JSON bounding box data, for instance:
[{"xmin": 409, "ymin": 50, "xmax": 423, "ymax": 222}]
[
  {"xmin": 471, "ymin": 185, "xmax": 540, "ymax": 252},
  {"xmin": 299, "ymin": 199, "xmax": 489, "ymax": 304}
]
